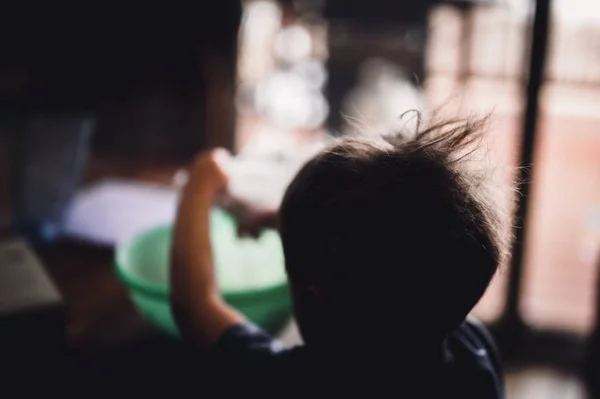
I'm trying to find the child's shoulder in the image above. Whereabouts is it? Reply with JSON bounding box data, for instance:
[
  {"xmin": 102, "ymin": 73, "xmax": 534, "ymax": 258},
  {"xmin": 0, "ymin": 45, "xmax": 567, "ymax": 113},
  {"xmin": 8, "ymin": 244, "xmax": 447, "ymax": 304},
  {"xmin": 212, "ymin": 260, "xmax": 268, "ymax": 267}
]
[{"xmin": 444, "ymin": 318, "xmax": 504, "ymax": 398}]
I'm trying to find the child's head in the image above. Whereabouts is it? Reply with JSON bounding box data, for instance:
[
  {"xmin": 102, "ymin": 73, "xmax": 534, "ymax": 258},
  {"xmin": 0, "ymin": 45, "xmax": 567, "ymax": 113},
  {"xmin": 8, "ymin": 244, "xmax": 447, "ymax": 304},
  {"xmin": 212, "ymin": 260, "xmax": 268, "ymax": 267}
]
[{"xmin": 279, "ymin": 118, "xmax": 509, "ymax": 347}]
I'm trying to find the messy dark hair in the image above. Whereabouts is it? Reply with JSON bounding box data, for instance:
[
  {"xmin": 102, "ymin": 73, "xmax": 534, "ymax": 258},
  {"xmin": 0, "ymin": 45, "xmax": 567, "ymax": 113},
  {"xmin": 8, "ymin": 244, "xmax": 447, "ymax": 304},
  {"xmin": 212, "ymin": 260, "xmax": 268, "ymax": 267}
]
[{"xmin": 279, "ymin": 116, "xmax": 510, "ymax": 336}]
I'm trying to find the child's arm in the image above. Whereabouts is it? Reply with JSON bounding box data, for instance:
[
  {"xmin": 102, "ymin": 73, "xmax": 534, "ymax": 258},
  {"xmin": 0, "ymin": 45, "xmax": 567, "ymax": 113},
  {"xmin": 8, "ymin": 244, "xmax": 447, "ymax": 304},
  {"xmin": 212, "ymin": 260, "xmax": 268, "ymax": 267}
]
[{"xmin": 170, "ymin": 149, "xmax": 245, "ymax": 349}]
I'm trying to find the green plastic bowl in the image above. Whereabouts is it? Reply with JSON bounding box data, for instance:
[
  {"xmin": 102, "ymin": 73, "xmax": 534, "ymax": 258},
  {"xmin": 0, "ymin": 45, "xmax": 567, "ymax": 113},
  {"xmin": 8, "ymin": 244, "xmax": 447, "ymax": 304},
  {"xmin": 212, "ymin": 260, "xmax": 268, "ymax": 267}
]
[{"xmin": 115, "ymin": 208, "xmax": 291, "ymax": 336}]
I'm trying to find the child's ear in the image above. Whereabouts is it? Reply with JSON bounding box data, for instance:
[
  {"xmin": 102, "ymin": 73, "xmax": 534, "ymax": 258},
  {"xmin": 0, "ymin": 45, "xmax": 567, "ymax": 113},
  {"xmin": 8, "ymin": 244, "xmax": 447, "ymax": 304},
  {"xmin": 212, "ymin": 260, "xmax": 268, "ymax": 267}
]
[
  {"xmin": 293, "ymin": 283, "xmax": 326, "ymax": 312},
  {"xmin": 291, "ymin": 283, "xmax": 328, "ymax": 345},
  {"xmin": 305, "ymin": 285, "xmax": 325, "ymax": 308}
]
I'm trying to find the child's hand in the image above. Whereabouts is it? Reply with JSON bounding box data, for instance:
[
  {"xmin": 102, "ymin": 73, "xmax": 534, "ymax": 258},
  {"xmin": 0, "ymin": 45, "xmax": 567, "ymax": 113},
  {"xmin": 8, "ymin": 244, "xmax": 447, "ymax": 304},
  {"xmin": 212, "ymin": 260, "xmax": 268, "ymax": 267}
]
[
  {"xmin": 236, "ymin": 207, "xmax": 279, "ymax": 238},
  {"xmin": 220, "ymin": 195, "xmax": 279, "ymax": 238},
  {"xmin": 186, "ymin": 148, "xmax": 231, "ymax": 199}
]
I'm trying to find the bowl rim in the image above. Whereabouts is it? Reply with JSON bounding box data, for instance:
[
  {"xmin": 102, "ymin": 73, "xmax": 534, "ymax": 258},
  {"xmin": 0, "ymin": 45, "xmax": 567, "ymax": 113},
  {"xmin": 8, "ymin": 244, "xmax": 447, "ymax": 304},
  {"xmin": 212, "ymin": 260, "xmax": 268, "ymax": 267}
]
[{"xmin": 114, "ymin": 222, "xmax": 289, "ymax": 300}]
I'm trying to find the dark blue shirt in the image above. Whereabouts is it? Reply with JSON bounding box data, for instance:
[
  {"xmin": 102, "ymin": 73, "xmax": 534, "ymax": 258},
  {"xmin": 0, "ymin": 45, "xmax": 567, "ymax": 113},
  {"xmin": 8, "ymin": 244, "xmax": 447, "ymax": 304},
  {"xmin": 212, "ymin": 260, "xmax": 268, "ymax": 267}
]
[{"xmin": 213, "ymin": 318, "xmax": 504, "ymax": 398}]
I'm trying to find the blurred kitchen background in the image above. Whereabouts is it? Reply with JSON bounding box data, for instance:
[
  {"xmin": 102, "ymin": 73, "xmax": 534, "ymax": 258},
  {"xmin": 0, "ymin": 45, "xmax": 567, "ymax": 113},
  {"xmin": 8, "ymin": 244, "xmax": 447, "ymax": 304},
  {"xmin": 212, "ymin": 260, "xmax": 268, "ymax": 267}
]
[{"xmin": 1, "ymin": 1, "xmax": 600, "ymax": 397}]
